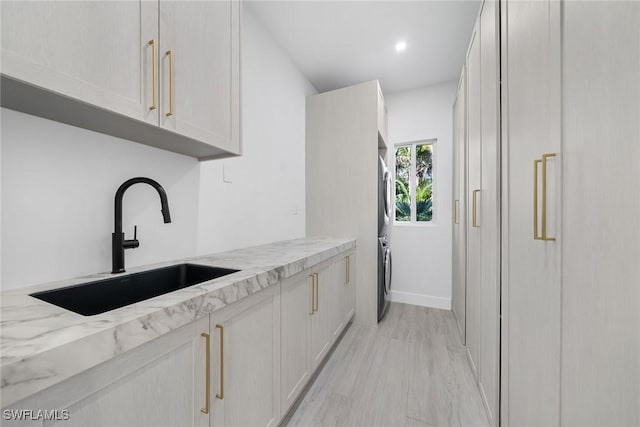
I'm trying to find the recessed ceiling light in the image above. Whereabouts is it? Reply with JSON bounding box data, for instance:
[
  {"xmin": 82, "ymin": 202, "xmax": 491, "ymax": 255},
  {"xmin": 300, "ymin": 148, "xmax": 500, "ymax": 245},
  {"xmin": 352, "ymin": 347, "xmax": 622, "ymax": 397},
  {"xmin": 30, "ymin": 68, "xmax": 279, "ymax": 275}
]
[{"xmin": 395, "ymin": 41, "xmax": 407, "ymax": 52}]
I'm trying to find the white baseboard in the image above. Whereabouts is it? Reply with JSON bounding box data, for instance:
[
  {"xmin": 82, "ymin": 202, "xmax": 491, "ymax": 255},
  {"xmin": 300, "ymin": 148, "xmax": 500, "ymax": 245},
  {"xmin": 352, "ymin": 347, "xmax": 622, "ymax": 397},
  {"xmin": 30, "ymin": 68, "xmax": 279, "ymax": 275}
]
[{"xmin": 389, "ymin": 290, "xmax": 451, "ymax": 310}]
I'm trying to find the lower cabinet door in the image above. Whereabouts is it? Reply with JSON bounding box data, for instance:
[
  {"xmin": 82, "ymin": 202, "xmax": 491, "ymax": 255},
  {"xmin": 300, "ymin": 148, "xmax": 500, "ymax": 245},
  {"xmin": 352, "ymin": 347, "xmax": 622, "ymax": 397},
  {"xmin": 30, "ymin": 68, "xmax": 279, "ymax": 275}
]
[
  {"xmin": 28, "ymin": 317, "xmax": 210, "ymax": 427},
  {"xmin": 210, "ymin": 286, "xmax": 281, "ymax": 427},
  {"xmin": 331, "ymin": 252, "xmax": 355, "ymax": 340},
  {"xmin": 344, "ymin": 252, "xmax": 356, "ymax": 322},
  {"xmin": 280, "ymin": 273, "xmax": 313, "ymax": 414},
  {"xmin": 331, "ymin": 257, "xmax": 346, "ymax": 339},
  {"xmin": 310, "ymin": 263, "xmax": 333, "ymax": 371}
]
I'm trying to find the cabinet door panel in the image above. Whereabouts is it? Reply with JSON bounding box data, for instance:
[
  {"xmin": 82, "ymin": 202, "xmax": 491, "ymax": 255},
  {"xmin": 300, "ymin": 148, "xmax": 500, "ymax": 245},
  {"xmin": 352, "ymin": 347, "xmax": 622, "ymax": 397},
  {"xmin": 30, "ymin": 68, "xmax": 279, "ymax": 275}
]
[
  {"xmin": 452, "ymin": 71, "xmax": 467, "ymax": 344},
  {"xmin": 561, "ymin": 2, "xmax": 640, "ymax": 425},
  {"xmin": 478, "ymin": 1, "xmax": 500, "ymax": 425},
  {"xmin": 331, "ymin": 258, "xmax": 346, "ymax": 339},
  {"xmin": 1, "ymin": 0, "xmax": 157, "ymax": 124},
  {"xmin": 211, "ymin": 289, "xmax": 280, "ymax": 427},
  {"xmin": 39, "ymin": 317, "xmax": 209, "ymax": 427},
  {"xmin": 159, "ymin": 0, "xmax": 240, "ymax": 153},
  {"xmin": 503, "ymin": 0, "xmax": 562, "ymax": 425},
  {"xmin": 311, "ymin": 264, "xmax": 333, "ymax": 371},
  {"xmin": 345, "ymin": 253, "xmax": 356, "ymax": 322},
  {"xmin": 465, "ymin": 27, "xmax": 481, "ymax": 381},
  {"xmin": 281, "ymin": 274, "xmax": 312, "ymax": 413}
]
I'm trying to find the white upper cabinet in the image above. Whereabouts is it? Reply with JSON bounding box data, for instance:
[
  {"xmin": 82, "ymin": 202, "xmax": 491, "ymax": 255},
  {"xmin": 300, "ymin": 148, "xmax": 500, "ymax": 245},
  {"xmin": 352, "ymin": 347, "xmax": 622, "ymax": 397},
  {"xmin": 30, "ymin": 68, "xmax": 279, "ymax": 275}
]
[
  {"xmin": 0, "ymin": 0, "xmax": 241, "ymax": 159},
  {"xmin": 377, "ymin": 84, "xmax": 388, "ymax": 146},
  {"xmin": 159, "ymin": 0, "xmax": 241, "ymax": 154},
  {"xmin": 1, "ymin": 0, "xmax": 158, "ymax": 125}
]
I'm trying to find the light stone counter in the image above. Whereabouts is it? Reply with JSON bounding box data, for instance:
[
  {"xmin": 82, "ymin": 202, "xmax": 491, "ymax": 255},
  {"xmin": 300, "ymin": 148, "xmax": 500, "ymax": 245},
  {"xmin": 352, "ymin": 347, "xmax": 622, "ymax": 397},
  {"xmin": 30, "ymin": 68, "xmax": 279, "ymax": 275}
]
[{"xmin": 0, "ymin": 237, "xmax": 355, "ymax": 407}]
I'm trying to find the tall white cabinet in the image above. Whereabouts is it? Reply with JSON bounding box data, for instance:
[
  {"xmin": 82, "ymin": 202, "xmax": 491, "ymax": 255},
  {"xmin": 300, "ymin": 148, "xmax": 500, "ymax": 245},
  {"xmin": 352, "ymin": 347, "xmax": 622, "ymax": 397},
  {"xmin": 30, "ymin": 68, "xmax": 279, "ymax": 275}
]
[
  {"xmin": 500, "ymin": 1, "xmax": 563, "ymax": 424},
  {"xmin": 306, "ymin": 81, "xmax": 387, "ymax": 326},
  {"xmin": 453, "ymin": 0, "xmax": 640, "ymax": 425},
  {"xmin": 465, "ymin": 21, "xmax": 482, "ymax": 385},
  {"xmin": 560, "ymin": 3, "xmax": 639, "ymax": 424},
  {"xmin": 501, "ymin": 1, "xmax": 640, "ymax": 425},
  {"xmin": 452, "ymin": 1, "xmax": 501, "ymax": 425},
  {"xmin": 477, "ymin": 0, "xmax": 500, "ymax": 423},
  {"xmin": 452, "ymin": 71, "xmax": 467, "ymax": 344}
]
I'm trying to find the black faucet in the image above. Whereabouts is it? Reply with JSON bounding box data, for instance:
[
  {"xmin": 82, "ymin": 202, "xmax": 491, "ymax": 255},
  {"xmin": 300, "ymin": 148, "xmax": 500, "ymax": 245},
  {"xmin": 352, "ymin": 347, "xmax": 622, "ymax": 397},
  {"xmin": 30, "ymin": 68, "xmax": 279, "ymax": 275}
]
[{"xmin": 112, "ymin": 177, "xmax": 171, "ymax": 273}]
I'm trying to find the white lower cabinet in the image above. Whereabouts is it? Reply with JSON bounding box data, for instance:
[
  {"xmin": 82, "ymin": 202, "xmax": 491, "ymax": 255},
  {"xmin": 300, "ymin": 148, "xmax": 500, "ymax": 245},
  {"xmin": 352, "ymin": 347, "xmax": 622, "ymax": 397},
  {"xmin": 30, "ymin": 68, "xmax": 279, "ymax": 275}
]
[
  {"xmin": 210, "ymin": 286, "xmax": 281, "ymax": 427},
  {"xmin": 310, "ymin": 262, "xmax": 334, "ymax": 371},
  {"xmin": 280, "ymin": 272, "xmax": 313, "ymax": 413},
  {"xmin": 3, "ymin": 251, "xmax": 355, "ymax": 427},
  {"xmin": 280, "ymin": 253, "xmax": 355, "ymax": 416},
  {"xmin": 2, "ymin": 316, "xmax": 210, "ymax": 427},
  {"xmin": 331, "ymin": 252, "xmax": 356, "ymax": 340}
]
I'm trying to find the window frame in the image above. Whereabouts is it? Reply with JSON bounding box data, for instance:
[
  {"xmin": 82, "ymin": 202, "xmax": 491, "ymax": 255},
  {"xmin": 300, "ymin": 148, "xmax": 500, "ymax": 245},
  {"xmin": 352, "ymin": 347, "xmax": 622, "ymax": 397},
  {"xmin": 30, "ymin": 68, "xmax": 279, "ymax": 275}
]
[{"xmin": 392, "ymin": 138, "xmax": 437, "ymax": 225}]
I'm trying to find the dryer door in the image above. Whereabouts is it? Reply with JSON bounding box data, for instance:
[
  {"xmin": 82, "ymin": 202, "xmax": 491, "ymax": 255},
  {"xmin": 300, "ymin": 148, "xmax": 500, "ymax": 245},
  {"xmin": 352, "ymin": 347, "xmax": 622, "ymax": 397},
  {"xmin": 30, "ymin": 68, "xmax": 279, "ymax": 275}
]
[
  {"xmin": 384, "ymin": 247, "xmax": 392, "ymax": 296},
  {"xmin": 383, "ymin": 170, "xmax": 392, "ymax": 222}
]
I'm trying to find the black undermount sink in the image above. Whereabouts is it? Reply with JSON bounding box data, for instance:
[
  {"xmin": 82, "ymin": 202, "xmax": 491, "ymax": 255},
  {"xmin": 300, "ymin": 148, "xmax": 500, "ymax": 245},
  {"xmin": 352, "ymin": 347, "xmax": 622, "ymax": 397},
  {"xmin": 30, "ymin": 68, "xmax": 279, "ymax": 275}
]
[{"xmin": 30, "ymin": 264, "xmax": 240, "ymax": 316}]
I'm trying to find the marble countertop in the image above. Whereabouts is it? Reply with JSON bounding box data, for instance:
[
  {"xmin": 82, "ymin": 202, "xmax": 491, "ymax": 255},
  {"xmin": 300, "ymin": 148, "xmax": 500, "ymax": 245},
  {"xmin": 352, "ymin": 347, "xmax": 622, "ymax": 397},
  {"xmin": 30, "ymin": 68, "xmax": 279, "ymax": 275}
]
[{"xmin": 0, "ymin": 237, "xmax": 355, "ymax": 407}]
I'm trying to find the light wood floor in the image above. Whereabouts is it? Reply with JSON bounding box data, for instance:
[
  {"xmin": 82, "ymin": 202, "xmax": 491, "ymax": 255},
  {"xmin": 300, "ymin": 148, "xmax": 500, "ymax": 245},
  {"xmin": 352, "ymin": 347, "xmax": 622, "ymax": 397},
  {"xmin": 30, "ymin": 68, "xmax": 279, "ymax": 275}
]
[{"xmin": 283, "ymin": 303, "xmax": 489, "ymax": 427}]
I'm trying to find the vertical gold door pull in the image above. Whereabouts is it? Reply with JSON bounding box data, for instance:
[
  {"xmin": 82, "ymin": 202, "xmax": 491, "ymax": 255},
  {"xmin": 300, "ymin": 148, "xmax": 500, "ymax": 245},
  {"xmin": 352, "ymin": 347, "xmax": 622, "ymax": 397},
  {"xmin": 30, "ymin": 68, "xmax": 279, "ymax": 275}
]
[
  {"xmin": 541, "ymin": 153, "xmax": 557, "ymax": 241},
  {"xmin": 200, "ymin": 332, "xmax": 210, "ymax": 414},
  {"xmin": 215, "ymin": 324, "xmax": 224, "ymax": 400},
  {"xmin": 346, "ymin": 256, "xmax": 350, "ymax": 284},
  {"xmin": 309, "ymin": 275, "xmax": 315, "ymax": 315},
  {"xmin": 148, "ymin": 40, "xmax": 157, "ymax": 111},
  {"xmin": 454, "ymin": 199, "xmax": 459, "ymax": 224},
  {"xmin": 534, "ymin": 159, "xmax": 542, "ymax": 240},
  {"xmin": 313, "ymin": 273, "xmax": 319, "ymax": 312},
  {"xmin": 166, "ymin": 50, "xmax": 174, "ymax": 117},
  {"xmin": 472, "ymin": 190, "xmax": 480, "ymax": 228}
]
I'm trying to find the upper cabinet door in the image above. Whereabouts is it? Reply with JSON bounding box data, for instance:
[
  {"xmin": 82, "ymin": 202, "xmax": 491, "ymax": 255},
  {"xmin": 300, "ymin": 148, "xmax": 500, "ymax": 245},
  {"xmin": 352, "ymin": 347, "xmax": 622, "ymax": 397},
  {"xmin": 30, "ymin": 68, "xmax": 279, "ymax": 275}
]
[
  {"xmin": 1, "ymin": 0, "xmax": 158, "ymax": 125},
  {"xmin": 159, "ymin": 0, "xmax": 241, "ymax": 155},
  {"xmin": 377, "ymin": 85, "xmax": 388, "ymax": 146}
]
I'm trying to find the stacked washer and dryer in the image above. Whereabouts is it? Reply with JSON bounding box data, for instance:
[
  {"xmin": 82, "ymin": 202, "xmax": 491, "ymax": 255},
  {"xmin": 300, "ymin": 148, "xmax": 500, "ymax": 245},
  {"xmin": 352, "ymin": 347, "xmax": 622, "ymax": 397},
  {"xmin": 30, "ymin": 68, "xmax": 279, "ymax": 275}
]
[{"xmin": 378, "ymin": 155, "xmax": 392, "ymax": 321}]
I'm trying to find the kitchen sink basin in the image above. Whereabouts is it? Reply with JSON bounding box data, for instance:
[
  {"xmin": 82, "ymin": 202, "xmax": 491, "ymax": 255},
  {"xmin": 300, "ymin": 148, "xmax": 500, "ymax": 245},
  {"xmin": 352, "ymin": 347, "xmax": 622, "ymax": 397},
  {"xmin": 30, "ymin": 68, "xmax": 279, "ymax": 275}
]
[{"xmin": 30, "ymin": 264, "xmax": 240, "ymax": 316}]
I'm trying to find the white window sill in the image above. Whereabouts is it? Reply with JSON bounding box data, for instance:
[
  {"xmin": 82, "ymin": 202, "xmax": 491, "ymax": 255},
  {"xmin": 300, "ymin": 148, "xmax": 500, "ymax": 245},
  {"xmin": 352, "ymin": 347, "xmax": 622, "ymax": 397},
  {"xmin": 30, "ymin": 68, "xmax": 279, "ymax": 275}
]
[{"xmin": 392, "ymin": 221, "xmax": 439, "ymax": 227}]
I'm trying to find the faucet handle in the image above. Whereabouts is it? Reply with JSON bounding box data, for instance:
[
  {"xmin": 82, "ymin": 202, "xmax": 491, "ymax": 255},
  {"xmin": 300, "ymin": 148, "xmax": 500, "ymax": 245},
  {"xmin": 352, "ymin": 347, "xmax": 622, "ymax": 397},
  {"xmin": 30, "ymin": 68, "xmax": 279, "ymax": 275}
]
[{"xmin": 123, "ymin": 225, "xmax": 140, "ymax": 249}]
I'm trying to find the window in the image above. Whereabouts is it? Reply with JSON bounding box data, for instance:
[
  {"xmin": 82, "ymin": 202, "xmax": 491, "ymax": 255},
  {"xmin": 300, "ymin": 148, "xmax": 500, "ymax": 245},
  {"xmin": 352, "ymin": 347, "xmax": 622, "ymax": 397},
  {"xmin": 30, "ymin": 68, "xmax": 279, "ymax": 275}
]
[{"xmin": 394, "ymin": 140, "xmax": 435, "ymax": 223}]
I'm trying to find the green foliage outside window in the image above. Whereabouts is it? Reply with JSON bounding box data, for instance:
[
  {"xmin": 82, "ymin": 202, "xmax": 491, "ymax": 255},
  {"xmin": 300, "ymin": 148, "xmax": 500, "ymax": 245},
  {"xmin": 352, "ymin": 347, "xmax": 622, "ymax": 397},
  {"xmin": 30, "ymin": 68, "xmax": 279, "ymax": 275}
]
[{"xmin": 395, "ymin": 143, "xmax": 433, "ymax": 222}]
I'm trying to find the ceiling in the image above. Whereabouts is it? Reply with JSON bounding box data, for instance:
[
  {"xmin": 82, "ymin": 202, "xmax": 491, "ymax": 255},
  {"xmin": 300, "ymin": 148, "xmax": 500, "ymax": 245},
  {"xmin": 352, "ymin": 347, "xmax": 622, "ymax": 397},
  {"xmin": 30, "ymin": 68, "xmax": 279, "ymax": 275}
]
[{"xmin": 248, "ymin": 1, "xmax": 481, "ymax": 94}]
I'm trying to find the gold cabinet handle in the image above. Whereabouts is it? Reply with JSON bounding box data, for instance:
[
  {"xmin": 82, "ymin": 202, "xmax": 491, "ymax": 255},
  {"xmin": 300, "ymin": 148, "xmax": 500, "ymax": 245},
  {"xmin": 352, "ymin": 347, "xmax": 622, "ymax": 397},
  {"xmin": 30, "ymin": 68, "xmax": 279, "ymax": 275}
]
[
  {"xmin": 148, "ymin": 40, "xmax": 157, "ymax": 111},
  {"xmin": 541, "ymin": 153, "xmax": 557, "ymax": 241},
  {"xmin": 313, "ymin": 273, "xmax": 319, "ymax": 313},
  {"xmin": 309, "ymin": 275, "xmax": 315, "ymax": 315},
  {"xmin": 346, "ymin": 256, "xmax": 350, "ymax": 284},
  {"xmin": 472, "ymin": 190, "xmax": 480, "ymax": 227},
  {"xmin": 215, "ymin": 324, "xmax": 224, "ymax": 400},
  {"xmin": 166, "ymin": 50, "xmax": 174, "ymax": 117},
  {"xmin": 454, "ymin": 199, "xmax": 459, "ymax": 224},
  {"xmin": 200, "ymin": 332, "xmax": 210, "ymax": 414},
  {"xmin": 534, "ymin": 159, "xmax": 542, "ymax": 240}
]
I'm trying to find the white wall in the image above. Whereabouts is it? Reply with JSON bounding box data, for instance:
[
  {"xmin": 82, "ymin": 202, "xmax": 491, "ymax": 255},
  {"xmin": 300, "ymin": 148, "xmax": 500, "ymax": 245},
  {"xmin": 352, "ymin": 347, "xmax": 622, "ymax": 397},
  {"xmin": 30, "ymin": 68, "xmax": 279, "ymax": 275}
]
[
  {"xmin": 196, "ymin": 6, "xmax": 315, "ymax": 255},
  {"xmin": 0, "ymin": 6, "xmax": 315, "ymax": 290},
  {"xmin": 386, "ymin": 81, "xmax": 457, "ymax": 309},
  {"xmin": 1, "ymin": 108, "xmax": 200, "ymax": 290}
]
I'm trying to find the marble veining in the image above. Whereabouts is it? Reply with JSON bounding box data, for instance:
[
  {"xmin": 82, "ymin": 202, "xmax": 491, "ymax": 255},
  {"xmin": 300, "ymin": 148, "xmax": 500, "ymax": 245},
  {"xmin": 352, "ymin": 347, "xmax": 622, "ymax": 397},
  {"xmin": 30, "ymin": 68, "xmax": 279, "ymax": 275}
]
[{"xmin": 0, "ymin": 237, "xmax": 355, "ymax": 407}]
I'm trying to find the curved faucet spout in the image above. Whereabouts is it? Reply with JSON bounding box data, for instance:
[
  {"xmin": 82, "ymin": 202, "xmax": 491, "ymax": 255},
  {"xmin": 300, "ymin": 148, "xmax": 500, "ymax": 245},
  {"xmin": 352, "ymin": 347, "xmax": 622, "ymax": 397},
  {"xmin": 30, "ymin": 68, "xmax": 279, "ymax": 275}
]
[
  {"xmin": 114, "ymin": 177, "xmax": 172, "ymax": 233},
  {"xmin": 112, "ymin": 177, "xmax": 172, "ymax": 273}
]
